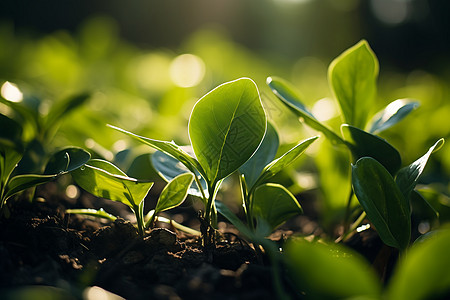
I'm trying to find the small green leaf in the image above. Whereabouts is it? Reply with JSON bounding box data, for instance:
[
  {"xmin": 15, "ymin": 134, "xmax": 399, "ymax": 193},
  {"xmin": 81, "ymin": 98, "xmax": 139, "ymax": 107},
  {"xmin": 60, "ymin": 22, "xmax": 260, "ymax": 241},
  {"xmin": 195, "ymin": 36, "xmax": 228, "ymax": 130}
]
[
  {"xmin": 151, "ymin": 147, "xmax": 208, "ymax": 198},
  {"xmin": 254, "ymin": 136, "xmax": 319, "ymax": 187},
  {"xmin": 352, "ymin": 157, "xmax": 411, "ymax": 250},
  {"xmin": 396, "ymin": 139, "xmax": 444, "ymax": 199},
  {"xmin": 267, "ymin": 76, "xmax": 345, "ymax": 145},
  {"xmin": 71, "ymin": 159, "xmax": 153, "ymax": 209},
  {"xmin": 239, "ymin": 122, "xmax": 279, "ymax": 190},
  {"xmin": 285, "ymin": 238, "xmax": 381, "ymax": 299},
  {"xmin": 155, "ymin": 173, "xmax": 194, "ymax": 213},
  {"xmin": 329, "ymin": 40, "xmax": 379, "ymax": 129},
  {"xmin": 66, "ymin": 208, "xmax": 117, "ymax": 221},
  {"xmin": 342, "ymin": 124, "xmax": 401, "ymax": 175},
  {"xmin": 44, "ymin": 147, "xmax": 91, "ymax": 175},
  {"xmin": 369, "ymin": 99, "xmax": 419, "ymax": 134},
  {"xmin": 4, "ymin": 173, "xmax": 57, "ymax": 201},
  {"xmin": 189, "ymin": 78, "xmax": 266, "ymax": 185},
  {"xmin": 386, "ymin": 229, "xmax": 450, "ymax": 300},
  {"xmin": 252, "ymin": 183, "xmax": 302, "ymax": 232},
  {"xmin": 109, "ymin": 125, "xmax": 205, "ymax": 180}
]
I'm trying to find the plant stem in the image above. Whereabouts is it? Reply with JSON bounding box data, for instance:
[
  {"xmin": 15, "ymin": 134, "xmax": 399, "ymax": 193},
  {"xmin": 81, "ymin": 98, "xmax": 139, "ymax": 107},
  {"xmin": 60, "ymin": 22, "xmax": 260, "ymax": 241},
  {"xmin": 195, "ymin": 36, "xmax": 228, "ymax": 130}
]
[
  {"xmin": 343, "ymin": 185, "xmax": 354, "ymax": 232},
  {"xmin": 336, "ymin": 211, "xmax": 367, "ymax": 243}
]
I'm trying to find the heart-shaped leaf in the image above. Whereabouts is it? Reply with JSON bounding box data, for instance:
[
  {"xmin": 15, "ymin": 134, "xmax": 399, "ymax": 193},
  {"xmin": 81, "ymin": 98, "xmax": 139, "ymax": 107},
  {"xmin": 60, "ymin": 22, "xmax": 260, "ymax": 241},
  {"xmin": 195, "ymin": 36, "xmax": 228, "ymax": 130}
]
[
  {"xmin": 189, "ymin": 78, "xmax": 266, "ymax": 185},
  {"xmin": 155, "ymin": 172, "xmax": 195, "ymax": 213},
  {"xmin": 109, "ymin": 125, "xmax": 205, "ymax": 179},
  {"xmin": 342, "ymin": 124, "xmax": 401, "ymax": 175},
  {"xmin": 151, "ymin": 147, "xmax": 208, "ymax": 198},
  {"xmin": 71, "ymin": 159, "xmax": 153, "ymax": 209},
  {"xmin": 329, "ymin": 40, "xmax": 379, "ymax": 129},
  {"xmin": 252, "ymin": 183, "xmax": 302, "ymax": 232},
  {"xmin": 254, "ymin": 136, "xmax": 319, "ymax": 187},
  {"xmin": 266, "ymin": 76, "xmax": 344, "ymax": 145},
  {"xmin": 285, "ymin": 238, "xmax": 381, "ymax": 299},
  {"xmin": 239, "ymin": 122, "xmax": 279, "ymax": 190},
  {"xmin": 44, "ymin": 147, "xmax": 91, "ymax": 175},
  {"xmin": 396, "ymin": 139, "xmax": 444, "ymax": 199},
  {"xmin": 352, "ymin": 157, "xmax": 411, "ymax": 251},
  {"xmin": 369, "ymin": 99, "xmax": 419, "ymax": 134}
]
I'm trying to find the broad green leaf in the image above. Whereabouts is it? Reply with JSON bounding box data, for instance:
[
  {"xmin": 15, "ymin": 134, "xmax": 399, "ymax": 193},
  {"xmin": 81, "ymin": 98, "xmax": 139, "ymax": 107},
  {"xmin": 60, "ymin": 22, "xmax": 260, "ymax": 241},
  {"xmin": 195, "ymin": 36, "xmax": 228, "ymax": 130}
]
[
  {"xmin": 329, "ymin": 40, "xmax": 379, "ymax": 129},
  {"xmin": 66, "ymin": 208, "xmax": 117, "ymax": 221},
  {"xmin": 266, "ymin": 76, "xmax": 344, "ymax": 145},
  {"xmin": 252, "ymin": 183, "xmax": 302, "ymax": 232},
  {"xmin": 4, "ymin": 173, "xmax": 57, "ymax": 201},
  {"xmin": 396, "ymin": 139, "xmax": 444, "ymax": 199},
  {"xmin": 44, "ymin": 147, "xmax": 91, "ymax": 175},
  {"xmin": 254, "ymin": 136, "xmax": 319, "ymax": 187},
  {"xmin": 155, "ymin": 173, "xmax": 194, "ymax": 213},
  {"xmin": 109, "ymin": 125, "xmax": 205, "ymax": 179},
  {"xmin": 369, "ymin": 99, "xmax": 419, "ymax": 134},
  {"xmin": 352, "ymin": 157, "xmax": 411, "ymax": 251},
  {"xmin": 285, "ymin": 238, "xmax": 381, "ymax": 299},
  {"xmin": 188, "ymin": 78, "xmax": 266, "ymax": 185},
  {"xmin": 386, "ymin": 229, "xmax": 450, "ymax": 300},
  {"xmin": 151, "ymin": 147, "xmax": 208, "ymax": 198},
  {"xmin": 71, "ymin": 159, "xmax": 153, "ymax": 209},
  {"xmin": 239, "ymin": 122, "xmax": 279, "ymax": 190},
  {"xmin": 342, "ymin": 124, "xmax": 401, "ymax": 175}
]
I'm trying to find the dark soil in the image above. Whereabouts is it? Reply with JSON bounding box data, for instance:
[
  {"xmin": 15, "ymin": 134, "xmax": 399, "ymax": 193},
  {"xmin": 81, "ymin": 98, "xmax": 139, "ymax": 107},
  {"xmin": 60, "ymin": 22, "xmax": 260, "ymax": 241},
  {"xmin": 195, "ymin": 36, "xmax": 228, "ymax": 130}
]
[{"xmin": 0, "ymin": 183, "xmax": 285, "ymax": 300}]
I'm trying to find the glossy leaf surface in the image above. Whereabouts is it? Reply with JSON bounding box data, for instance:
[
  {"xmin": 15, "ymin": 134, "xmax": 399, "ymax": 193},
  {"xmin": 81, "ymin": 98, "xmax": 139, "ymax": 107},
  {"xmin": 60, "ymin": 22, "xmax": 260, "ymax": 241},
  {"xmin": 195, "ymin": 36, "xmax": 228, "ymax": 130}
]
[
  {"xmin": 352, "ymin": 157, "xmax": 410, "ymax": 250},
  {"xmin": 254, "ymin": 136, "xmax": 319, "ymax": 187},
  {"xmin": 342, "ymin": 124, "xmax": 401, "ymax": 175},
  {"xmin": 72, "ymin": 159, "xmax": 153, "ymax": 209},
  {"xmin": 189, "ymin": 78, "xmax": 266, "ymax": 185},
  {"xmin": 239, "ymin": 122, "xmax": 279, "ymax": 190},
  {"xmin": 285, "ymin": 238, "xmax": 381, "ymax": 299},
  {"xmin": 44, "ymin": 147, "xmax": 91, "ymax": 175},
  {"xmin": 329, "ymin": 40, "xmax": 379, "ymax": 129},
  {"xmin": 252, "ymin": 183, "xmax": 302, "ymax": 231},
  {"xmin": 267, "ymin": 76, "xmax": 344, "ymax": 145},
  {"xmin": 155, "ymin": 172, "xmax": 194, "ymax": 213},
  {"xmin": 386, "ymin": 229, "xmax": 450, "ymax": 300},
  {"xmin": 396, "ymin": 139, "xmax": 444, "ymax": 199},
  {"xmin": 4, "ymin": 173, "xmax": 57, "ymax": 200},
  {"xmin": 369, "ymin": 99, "xmax": 419, "ymax": 134}
]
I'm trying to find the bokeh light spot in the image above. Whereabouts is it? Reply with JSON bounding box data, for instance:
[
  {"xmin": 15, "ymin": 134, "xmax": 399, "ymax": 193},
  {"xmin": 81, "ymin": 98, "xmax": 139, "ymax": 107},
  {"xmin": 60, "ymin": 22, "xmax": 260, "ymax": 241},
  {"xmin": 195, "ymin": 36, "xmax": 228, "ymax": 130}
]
[{"xmin": 170, "ymin": 54, "xmax": 205, "ymax": 88}]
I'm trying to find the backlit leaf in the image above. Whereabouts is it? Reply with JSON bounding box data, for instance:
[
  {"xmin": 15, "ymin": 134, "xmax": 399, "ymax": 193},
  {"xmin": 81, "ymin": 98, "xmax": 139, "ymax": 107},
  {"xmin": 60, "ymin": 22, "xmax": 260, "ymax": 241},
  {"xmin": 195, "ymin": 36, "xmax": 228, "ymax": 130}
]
[
  {"xmin": 155, "ymin": 172, "xmax": 194, "ymax": 213},
  {"xmin": 44, "ymin": 147, "xmax": 91, "ymax": 175},
  {"xmin": 329, "ymin": 40, "xmax": 379, "ymax": 129},
  {"xmin": 267, "ymin": 76, "xmax": 344, "ymax": 145},
  {"xmin": 189, "ymin": 78, "xmax": 266, "ymax": 185},
  {"xmin": 369, "ymin": 99, "xmax": 419, "ymax": 134}
]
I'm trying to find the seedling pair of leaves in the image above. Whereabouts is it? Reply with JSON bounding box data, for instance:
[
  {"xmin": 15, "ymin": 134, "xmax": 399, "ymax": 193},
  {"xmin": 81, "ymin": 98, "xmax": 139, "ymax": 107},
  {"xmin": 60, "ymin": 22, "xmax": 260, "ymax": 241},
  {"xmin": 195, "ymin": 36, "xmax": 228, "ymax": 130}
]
[
  {"xmin": 70, "ymin": 159, "xmax": 195, "ymax": 237},
  {"xmin": 0, "ymin": 113, "xmax": 91, "ymax": 215},
  {"xmin": 110, "ymin": 78, "xmax": 317, "ymax": 246},
  {"xmin": 267, "ymin": 40, "xmax": 445, "ymax": 251}
]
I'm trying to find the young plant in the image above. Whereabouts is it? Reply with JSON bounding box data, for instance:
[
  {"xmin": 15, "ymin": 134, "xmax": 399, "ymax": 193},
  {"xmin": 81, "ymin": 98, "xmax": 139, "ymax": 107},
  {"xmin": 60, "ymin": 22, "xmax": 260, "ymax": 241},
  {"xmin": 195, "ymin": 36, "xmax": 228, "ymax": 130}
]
[
  {"xmin": 71, "ymin": 159, "xmax": 194, "ymax": 237},
  {"xmin": 109, "ymin": 78, "xmax": 267, "ymax": 246},
  {"xmin": 0, "ymin": 113, "xmax": 91, "ymax": 216},
  {"xmin": 267, "ymin": 40, "xmax": 445, "ymax": 252}
]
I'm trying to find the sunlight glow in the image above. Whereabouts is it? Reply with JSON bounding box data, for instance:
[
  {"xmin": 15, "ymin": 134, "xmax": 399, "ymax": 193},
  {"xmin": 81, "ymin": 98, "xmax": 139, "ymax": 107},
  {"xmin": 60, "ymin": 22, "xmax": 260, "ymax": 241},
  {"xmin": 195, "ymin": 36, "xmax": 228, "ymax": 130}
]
[
  {"xmin": 170, "ymin": 54, "xmax": 205, "ymax": 88},
  {"xmin": 356, "ymin": 224, "xmax": 371, "ymax": 233},
  {"xmin": 1, "ymin": 81, "xmax": 23, "ymax": 102},
  {"xmin": 311, "ymin": 98, "xmax": 338, "ymax": 122},
  {"xmin": 382, "ymin": 99, "xmax": 408, "ymax": 121}
]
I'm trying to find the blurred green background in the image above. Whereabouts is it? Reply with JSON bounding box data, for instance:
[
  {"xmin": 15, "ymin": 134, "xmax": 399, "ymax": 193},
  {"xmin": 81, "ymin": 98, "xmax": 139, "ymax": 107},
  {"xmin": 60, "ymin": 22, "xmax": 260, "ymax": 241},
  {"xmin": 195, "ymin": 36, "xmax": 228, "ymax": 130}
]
[{"xmin": 0, "ymin": 0, "xmax": 449, "ymax": 227}]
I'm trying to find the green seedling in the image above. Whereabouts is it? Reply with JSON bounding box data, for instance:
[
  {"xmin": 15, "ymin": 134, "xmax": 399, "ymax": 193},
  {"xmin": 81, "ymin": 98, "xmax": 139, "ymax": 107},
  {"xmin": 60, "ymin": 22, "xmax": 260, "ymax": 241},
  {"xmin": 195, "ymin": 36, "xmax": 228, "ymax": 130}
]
[
  {"xmin": 110, "ymin": 78, "xmax": 267, "ymax": 246},
  {"xmin": 0, "ymin": 113, "xmax": 91, "ymax": 216},
  {"xmin": 267, "ymin": 40, "xmax": 445, "ymax": 252},
  {"xmin": 71, "ymin": 159, "xmax": 194, "ymax": 236}
]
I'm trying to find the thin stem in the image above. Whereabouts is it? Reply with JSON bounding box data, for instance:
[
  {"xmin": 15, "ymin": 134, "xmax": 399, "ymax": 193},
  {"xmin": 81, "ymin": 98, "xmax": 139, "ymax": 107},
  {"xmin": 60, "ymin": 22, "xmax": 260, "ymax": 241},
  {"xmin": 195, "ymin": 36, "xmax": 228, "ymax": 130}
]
[
  {"xmin": 343, "ymin": 185, "xmax": 355, "ymax": 232},
  {"xmin": 336, "ymin": 211, "xmax": 367, "ymax": 243}
]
